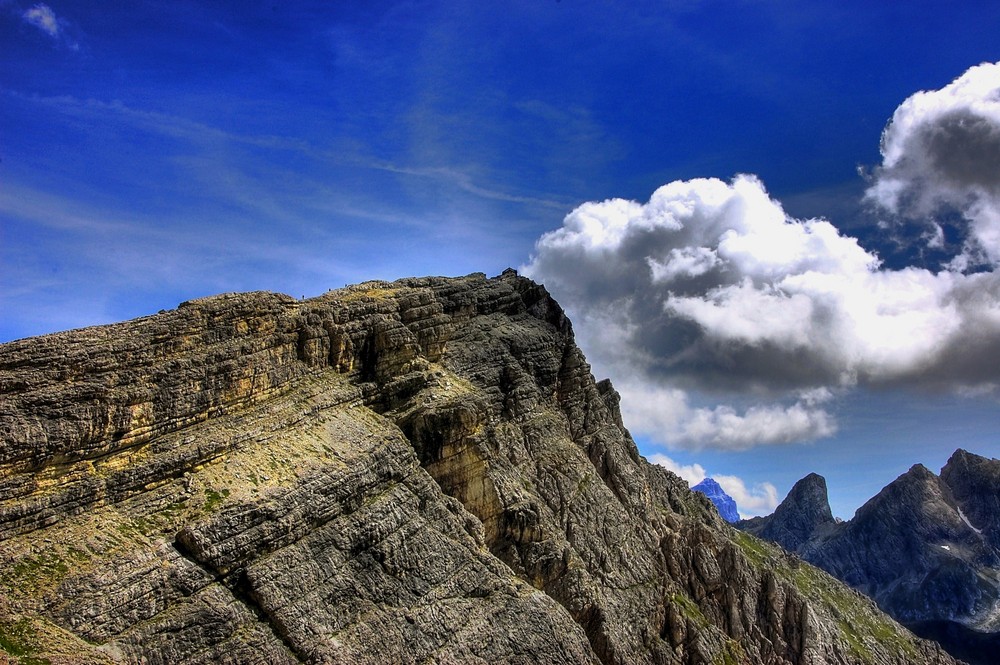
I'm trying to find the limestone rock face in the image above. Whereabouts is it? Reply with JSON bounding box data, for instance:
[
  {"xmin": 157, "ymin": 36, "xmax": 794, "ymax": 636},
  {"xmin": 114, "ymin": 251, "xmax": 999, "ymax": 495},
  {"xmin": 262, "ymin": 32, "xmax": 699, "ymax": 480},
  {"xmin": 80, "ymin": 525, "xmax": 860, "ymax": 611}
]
[
  {"xmin": 0, "ymin": 272, "xmax": 956, "ymax": 664},
  {"xmin": 941, "ymin": 449, "xmax": 1000, "ymax": 552}
]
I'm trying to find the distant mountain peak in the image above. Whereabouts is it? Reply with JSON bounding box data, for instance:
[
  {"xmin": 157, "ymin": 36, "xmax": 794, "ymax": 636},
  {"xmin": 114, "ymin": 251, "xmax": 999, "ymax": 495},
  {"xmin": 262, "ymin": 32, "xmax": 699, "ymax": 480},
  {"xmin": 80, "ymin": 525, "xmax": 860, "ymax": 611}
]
[
  {"xmin": 941, "ymin": 447, "xmax": 1000, "ymax": 550},
  {"xmin": 691, "ymin": 477, "xmax": 740, "ymax": 523},
  {"xmin": 739, "ymin": 448, "xmax": 1000, "ymax": 665},
  {"xmin": 738, "ymin": 472, "xmax": 834, "ymax": 553},
  {"xmin": 788, "ymin": 473, "xmax": 833, "ymax": 506}
]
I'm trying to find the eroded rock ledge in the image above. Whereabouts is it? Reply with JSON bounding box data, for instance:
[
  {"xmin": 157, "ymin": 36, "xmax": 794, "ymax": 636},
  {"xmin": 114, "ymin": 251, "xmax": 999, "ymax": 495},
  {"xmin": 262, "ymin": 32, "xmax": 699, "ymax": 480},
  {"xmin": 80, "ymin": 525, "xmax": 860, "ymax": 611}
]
[{"xmin": 0, "ymin": 272, "xmax": 956, "ymax": 664}]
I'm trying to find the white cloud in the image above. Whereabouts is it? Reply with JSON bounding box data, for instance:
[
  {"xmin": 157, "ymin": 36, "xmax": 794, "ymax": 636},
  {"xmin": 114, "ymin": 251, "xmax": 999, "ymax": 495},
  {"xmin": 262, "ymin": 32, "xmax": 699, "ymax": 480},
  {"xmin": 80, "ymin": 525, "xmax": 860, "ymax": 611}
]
[
  {"xmin": 523, "ymin": 63, "xmax": 1000, "ymax": 452},
  {"xmin": 677, "ymin": 402, "xmax": 836, "ymax": 450},
  {"xmin": 866, "ymin": 61, "xmax": 1000, "ymax": 268},
  {"xmin": 648, "ymin": 246, "xmax": 720, "ymax": 283},
  {"xmin": 647, "ymin": 453, "xmax": 705, "ymax": 486},
  {"xmin": 618, "ymin": 382, "xmax": 835, "ymax": 451},
  {"xmin": 712, "ymin": 475, "xmax": 778, "ymax": 518},
  {"xmin": 648, "ymin": 453, "xmax": 778, "ymax": 518},
  {"xmin": 23, "ymin": 4, "xmax": 59, "ymax": 37}
]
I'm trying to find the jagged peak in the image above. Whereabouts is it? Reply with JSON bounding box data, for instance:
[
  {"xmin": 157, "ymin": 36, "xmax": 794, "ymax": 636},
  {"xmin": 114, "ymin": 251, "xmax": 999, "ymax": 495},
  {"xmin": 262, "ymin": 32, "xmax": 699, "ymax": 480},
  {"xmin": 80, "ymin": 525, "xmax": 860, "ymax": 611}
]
[
  {"xmin": 940, "ymin": 446, "xmax": 1000, "ymax": 551},
  {"xmin": 788, "ymin": 472, "xmax": 829, "ymax": 495},
  {"xmin": 691, "ymin": 477, "xmax": 740, "ymax": 523},
  {"xmin": 857, "ymin": 463, "xmax": 939, "ymax": 507},
  {"xmin": 942, "ymin": 447, "xmax": 996, "ymax": 475},
  {"xmin": 693, "ymin": 477, "xmax": 725, "ymax": 493},
  {"xmin": 771, "ymin": 472, "xmax": 832, "ymax": 516}
]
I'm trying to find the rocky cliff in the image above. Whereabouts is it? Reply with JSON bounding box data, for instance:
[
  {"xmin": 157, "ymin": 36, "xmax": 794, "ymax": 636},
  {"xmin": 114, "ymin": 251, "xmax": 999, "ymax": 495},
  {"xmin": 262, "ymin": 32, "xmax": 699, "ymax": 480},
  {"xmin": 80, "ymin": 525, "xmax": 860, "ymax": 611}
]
[
  {"xmin": 739, "ymin": 473, "xmax": 836, "ymax": 552},
  {"xmin": 0, "ymin": 271, "xmax": 956, "ymax": 664},
  {"xmin": 740, "ymin": 452, "xmax": 1000, "ymax": 665}
]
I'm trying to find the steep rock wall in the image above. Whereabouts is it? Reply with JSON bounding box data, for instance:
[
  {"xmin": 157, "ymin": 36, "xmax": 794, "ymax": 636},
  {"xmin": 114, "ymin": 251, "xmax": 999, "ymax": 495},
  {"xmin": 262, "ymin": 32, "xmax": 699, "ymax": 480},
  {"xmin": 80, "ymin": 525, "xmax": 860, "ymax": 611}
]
[{"xmin": 0, "ymin": 272, "xmax": 955, "ymax": 664}]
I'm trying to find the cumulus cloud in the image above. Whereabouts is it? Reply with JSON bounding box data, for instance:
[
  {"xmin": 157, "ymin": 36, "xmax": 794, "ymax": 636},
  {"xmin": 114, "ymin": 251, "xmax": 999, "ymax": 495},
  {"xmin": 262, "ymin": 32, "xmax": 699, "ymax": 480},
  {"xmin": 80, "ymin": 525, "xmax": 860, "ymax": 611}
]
[
  {"xmin": 617, "ymin": 382, "xmax": 836, "ymax": 450},
  {"xmin": 647, "ymin": 453, "xmax": 778, "ymax": 517},
  {"xmin": 866, "ymin": 62, "xmax": 1000, "ymax": 268},
  {"xmin": 646, "ymin": 453, "xmax": 705, "ymax": 486},
  {"xmin": 523, "ymin": 62, "xmax": 1000, "ymax": 452},
  {"xmin": 713, "ymin": 474, "xmax": 778, "ymax": 518}
]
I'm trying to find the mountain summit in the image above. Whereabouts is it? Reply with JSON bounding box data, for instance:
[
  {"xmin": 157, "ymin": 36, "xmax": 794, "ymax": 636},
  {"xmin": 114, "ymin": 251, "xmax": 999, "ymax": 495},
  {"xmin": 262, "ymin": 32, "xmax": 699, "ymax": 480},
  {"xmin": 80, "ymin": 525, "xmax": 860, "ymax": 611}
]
[
  {"xmin": 0, "ymin": 272, "xmax": 955, "ymax": 664},
  {"xmin": 691, "ymin": 478, "xmax": 739, "ymax": 523},
  {"xmin": 738, "ymin": 472, "xmax": 835, "ymax": 552},
  {"xmin": 740, "ymin": 451, "xmax": 1000, "ymax": 665}
]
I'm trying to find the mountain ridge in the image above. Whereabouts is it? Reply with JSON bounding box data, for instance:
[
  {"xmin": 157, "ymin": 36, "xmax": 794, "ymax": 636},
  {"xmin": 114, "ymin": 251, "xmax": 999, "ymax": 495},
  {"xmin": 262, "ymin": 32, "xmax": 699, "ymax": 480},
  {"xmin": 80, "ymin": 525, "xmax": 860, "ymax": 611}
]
[
  {"xmin": 739, "ymin": 449, "xmax": 1000, "ymax": 664},
  {"xmin": 0, "ymin": 272, "xmax": 956, "ymax": 664}
]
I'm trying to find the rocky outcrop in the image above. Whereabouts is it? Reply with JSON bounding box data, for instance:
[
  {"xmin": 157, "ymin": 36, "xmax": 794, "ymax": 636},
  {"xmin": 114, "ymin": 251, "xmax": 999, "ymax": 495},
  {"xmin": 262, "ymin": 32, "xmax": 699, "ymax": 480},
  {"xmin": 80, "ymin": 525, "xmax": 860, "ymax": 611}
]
[
  {"xmin": 692, "ymin": 478, "xmax": 739, "ymax": 523},
  {"xmin": 0, "ymin": 271, "xmax": 956, "ymax": 664},
  {"xmin": 741, "ymin": 452, "xmax": 1000, "ymax": 665},
  {"xmin": 941, "ymin": 449, "xmax": 1000, "ymax": 552},
  {"xmin": 739, "ymin": 473, "xmax": 836, "ymax": 552}
]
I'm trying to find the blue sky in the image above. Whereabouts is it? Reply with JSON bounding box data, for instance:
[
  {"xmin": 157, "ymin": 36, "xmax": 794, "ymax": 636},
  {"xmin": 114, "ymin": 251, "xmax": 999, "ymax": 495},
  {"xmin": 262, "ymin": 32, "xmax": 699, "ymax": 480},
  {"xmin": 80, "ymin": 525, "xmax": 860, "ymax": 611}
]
[{"xmin": 3, "ymin": 1, "xmax": 1000, "ymax": 518}]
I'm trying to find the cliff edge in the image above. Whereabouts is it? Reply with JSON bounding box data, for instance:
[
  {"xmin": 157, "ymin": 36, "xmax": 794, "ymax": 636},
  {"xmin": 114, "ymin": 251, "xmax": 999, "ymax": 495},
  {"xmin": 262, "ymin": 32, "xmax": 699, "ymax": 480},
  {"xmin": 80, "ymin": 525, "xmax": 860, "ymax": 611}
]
[{"xmin": 0, "ymin": 272, "xmax": 955, "ymax": 664}]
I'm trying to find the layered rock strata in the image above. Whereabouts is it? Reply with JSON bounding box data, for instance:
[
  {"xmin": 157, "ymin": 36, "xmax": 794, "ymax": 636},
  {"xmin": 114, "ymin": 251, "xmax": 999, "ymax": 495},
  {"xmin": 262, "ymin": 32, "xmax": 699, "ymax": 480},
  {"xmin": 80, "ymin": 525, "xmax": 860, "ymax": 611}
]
[{"xmin": 0, "ymin": 271, "xmax": 955, "ymax": 664}]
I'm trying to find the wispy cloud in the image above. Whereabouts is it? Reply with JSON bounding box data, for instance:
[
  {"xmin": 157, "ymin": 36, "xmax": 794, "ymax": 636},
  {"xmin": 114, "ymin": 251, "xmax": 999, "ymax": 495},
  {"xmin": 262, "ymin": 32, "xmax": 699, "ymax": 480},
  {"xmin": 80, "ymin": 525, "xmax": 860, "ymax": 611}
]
[
  {"xmin": 373, "ymin": 162, "xmax": 569, "ymax": 210},
  {"xmin": 23, "ymin": 3, "xmax": 58, "ymax": 36},
  {"xmin": 0, "ymin": 86, "xmax": 557, "ymax": 341},
  {"xmin": 5, "ymin": 90, "xmax": 569, "ymax": 215},
  {"xmin": 21, "ymin": 3, "xmax": 77, "ymax": 49}
]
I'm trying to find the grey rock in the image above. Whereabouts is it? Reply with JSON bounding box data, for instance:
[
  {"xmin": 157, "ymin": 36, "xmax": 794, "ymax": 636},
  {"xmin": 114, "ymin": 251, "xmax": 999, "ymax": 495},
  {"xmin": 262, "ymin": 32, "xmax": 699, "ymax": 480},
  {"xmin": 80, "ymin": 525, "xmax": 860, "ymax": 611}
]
[
  {"xmin": 0, "ymin": 272, "xmax": 956, "ymax": 664},
  {"xmin": 742, "ymin": 452, "xmax": 1000, "ymax": 664},
  {"xmin": 739, "ymin": 473, "xmax": 835, "ymax": 552}
]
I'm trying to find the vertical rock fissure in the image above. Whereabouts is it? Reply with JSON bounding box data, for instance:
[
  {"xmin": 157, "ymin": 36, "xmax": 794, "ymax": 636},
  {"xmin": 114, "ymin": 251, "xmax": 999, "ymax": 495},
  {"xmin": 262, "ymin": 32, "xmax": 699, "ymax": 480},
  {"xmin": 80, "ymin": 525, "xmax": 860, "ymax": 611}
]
[{"xmin": 169, "ymin": 539, "xmax": 307, "ymax": 664}]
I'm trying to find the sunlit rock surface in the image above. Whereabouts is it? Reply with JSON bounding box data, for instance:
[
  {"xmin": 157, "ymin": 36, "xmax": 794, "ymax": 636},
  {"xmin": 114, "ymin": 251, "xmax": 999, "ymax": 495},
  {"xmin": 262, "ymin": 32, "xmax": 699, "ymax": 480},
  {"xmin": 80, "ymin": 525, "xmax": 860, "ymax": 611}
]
[{"xmin": 0, "ymin": 271, "xmax": 956, "ymax": 664}]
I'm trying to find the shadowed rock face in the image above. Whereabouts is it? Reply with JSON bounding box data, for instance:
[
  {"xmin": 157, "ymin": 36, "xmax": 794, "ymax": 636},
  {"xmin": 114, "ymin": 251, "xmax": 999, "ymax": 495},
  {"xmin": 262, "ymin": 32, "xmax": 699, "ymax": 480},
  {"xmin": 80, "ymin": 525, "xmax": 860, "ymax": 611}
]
[
  {"xmin": 0, "ymin": 272, "xmax": 956, "ymax": 664},
  {"xmin": 740, "ymin": 452, "xmax": 1000, "ymax": 665},
  {"xmin": 941, "ymin": 449, "xmax": 1000, "ymax": 552},
  {"xmin": 739, "ymin": 473, "xmax": 835, "ymax": 552}
]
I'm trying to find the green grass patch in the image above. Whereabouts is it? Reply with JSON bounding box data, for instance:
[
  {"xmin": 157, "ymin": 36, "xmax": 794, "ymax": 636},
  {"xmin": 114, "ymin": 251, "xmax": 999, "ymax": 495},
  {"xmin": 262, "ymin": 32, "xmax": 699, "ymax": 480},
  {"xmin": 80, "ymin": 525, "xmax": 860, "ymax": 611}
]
[
  {"xmin": 746, "ymin": 544, "xmax": 920, "ymax": 664},
  {"xmin": 0, "ymin": 617, "xmax": 51, "ymax": 664},
  {"xmin": 203, "ymin": 487, "xmax": 230, "ymax": 513},
  {"xmin": 338, "ymin": 287, "xmax": 398, "ymax": 303},
  {"xmin": 670, "ymin": 592, "xmax": 709, "ymax": 629},
  {"xmin": 714, "ymin": 639, "xmax": 746, "ymax": 665},
  {"xmin": 732, "ymin": 530, "xmax": 772, "ymax": 567},
  {"xmin": 0, "ymin": 544, "xmax": 92, "ymax": 596}
]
